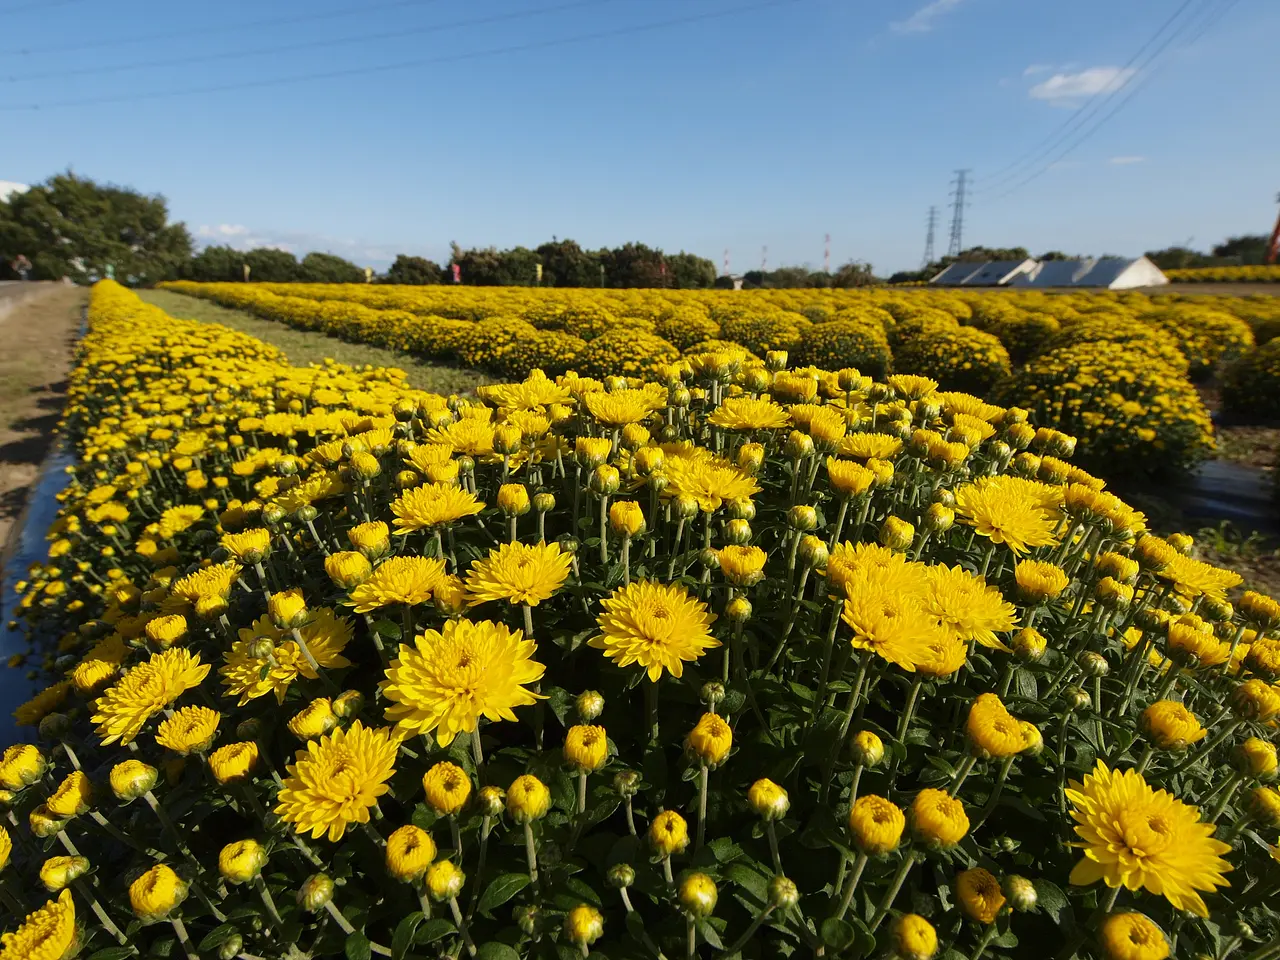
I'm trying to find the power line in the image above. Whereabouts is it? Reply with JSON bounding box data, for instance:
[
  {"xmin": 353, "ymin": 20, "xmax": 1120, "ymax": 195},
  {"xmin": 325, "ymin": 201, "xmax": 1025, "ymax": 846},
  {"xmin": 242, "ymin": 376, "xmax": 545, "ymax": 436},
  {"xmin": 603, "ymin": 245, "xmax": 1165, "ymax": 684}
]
[
  {"xmin": 4, "ymin": 0, "xmax": 618, "ymax": 84},
  {"xmin": 1, "ymin": 0, "xmax": 803, "ymax": 110},
  {"xmin": 1, "ymin": 0, "xmax": 448, "ymax": 57},
  {"xmin": 975, "ymin": 0, "xmax": 1204, "ymax": 188},
  {"xmin": 983, "ymin": 0, "xmax": 1243, "ymax": 204},
  {"xmin": 947, "ymin": 171, "xmax": 970, "ymax": 257}
]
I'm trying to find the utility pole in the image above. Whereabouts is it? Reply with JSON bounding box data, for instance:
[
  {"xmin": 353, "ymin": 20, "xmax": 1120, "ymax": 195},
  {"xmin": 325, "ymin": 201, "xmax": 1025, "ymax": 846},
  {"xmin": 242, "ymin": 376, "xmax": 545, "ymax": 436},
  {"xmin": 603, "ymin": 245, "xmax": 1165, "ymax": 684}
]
[
  {"xmin": 723, "ymin": 248, "xmax": 731, "ymax": 277},
  {"xmin": 761, "ymin": 246, "xmax": 768, "ymax": 272},
  {"xmin": 948, "ymin": 170, "xmax": 970, "ymax": 257},
  {"xmin": 1267, "ymin": 192, "xmax": 1280, "ymax": 265},
  {"xmin": 824, "ymin": 234, "xmax": 831, "ymax": 274},
  {"xmin": 922, "ymin": 206, "xmax": 938, "ymax": 269}
]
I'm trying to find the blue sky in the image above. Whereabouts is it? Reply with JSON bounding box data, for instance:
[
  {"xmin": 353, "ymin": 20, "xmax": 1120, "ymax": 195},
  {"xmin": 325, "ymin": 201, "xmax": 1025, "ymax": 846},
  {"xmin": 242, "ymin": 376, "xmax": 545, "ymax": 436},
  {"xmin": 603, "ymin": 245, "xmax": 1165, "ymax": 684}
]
[{"xmin": 1, "ymin": 0, "xmax": 1275, "ymax": 275}]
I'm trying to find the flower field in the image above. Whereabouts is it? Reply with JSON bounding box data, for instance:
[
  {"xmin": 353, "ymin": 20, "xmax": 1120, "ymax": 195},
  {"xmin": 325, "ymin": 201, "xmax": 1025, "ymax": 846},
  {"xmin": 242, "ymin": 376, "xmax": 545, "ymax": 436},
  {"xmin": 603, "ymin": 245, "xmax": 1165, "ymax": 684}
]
[
  {"xmin": 4, "ymin": 280, "xmax": 1280, "ymax": 960},
  {"xmin": 159, "ymin": 280, "xmax": 1280, "ymax": 481},
  {"xmin": 1165, "ymin": 267, "xmax": 1280, "ymax": 284}
]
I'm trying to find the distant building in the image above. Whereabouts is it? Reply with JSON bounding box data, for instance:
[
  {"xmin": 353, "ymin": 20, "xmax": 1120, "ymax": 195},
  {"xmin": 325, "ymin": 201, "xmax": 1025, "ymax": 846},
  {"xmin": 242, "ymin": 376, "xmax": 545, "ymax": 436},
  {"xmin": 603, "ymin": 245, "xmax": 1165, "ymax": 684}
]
[{"xmin": 932, "ymin": 256, "xmax": 1167, "ymax": 289}]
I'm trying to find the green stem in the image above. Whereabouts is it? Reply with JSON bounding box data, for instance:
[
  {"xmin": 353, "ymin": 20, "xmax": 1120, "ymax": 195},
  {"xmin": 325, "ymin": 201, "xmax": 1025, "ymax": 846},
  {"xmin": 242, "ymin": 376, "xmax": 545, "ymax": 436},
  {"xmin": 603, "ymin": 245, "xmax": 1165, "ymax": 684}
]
[
  {"xmin": 696, "ymin": 764, "xmax": 709, "ymax": 851},
  {"xmin": 835, "ymin": 851, "xmax": 868, "ymax": 921},
  {"xmin": 867, "ymin": 849, "xmax": 918, "ymax": 932}
]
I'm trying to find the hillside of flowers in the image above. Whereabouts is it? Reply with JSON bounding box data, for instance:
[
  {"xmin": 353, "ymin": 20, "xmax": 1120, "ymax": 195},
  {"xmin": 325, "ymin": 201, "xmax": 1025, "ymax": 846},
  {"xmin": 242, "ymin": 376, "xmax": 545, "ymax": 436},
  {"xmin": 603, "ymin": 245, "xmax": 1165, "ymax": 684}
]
[
  {"xmin": 5, "ymin": 280, "xmax": 1280, "ymax": 960},
  {"xmin": 160, "ymin": 280, "xmax": 1280, "ymax": 481},
  {"xmin": 1166, "ymin": 267, "xmax": 1280, "ymax": 284}
]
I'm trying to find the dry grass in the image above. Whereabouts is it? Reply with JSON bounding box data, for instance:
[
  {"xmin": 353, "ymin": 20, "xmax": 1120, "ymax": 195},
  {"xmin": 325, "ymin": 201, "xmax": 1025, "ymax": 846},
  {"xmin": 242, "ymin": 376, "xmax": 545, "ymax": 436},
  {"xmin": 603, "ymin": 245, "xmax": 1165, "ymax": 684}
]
[{"xmin": 139, "ymin": 289, "xmax": 492, "ymax": 396}]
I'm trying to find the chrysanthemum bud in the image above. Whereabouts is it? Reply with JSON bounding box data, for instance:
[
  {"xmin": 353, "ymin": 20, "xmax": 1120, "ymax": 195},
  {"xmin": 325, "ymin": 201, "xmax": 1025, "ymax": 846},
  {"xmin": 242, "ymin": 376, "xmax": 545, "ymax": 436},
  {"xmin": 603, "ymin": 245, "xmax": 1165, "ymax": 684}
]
[
  {"xmin": 298, "ymin": 873, "xmax": 334, "ymax": 912},
  {"xmin": 477, "ymin": 785, "xmax": 505, "ymax": 818},
  {"xmin": 246, "ymin": 637, "xmax": 276, "ymax": 660},
  {"xmin": 673, "ymin": 495, "xmax": 699, "ymax": 520},
  {"xmin": 532, "ymin": 492, "xmax": 556, "ymax": 513},
  {"xmin": 892, "ymin": 914, "xmax": 938, "ymax": 960},
  {"xmin": 110, "ymin": 760, "xmax": 158, "ymax": 801},
  {"xmin": 923, "ymin": 503, "xmax": 954, "ymax": 533},
  {"xmin": 576, "ymin": 690, "xmax": 605, "ymax": 722},
  {"xmin": 590, "ymin": 464, "xmax": 621, "ymax": 496},
  {"xmin": 613, "ymin": 770, "xmax": 640, "ymax": 798},
  {"xmin": 648, "ymin": 810, "xmax": 689, "ymax": 856},
  {"xmin": 798, "ymin": 534, "xmax": 828, "ymax": 569},
  {"xmin": 1012, "ymin": 627, "xmax": 1047, "ymax": 662},
  {"xmin": 506, "ymin": 775, "xmax": 551, "ymax": 824},
  {"xmin": 38, "ymin": 713, "xmax": 71, "ymax": 741},
  {"xmin": 736, "ymin": 442, "xmax": 765, "ymax": 473},
  {"xmin": 1003, "ymin": 875, "xmax": 1037, "ymax": 912},
  {"xmin": 130, "ymin": 863, "xmax": 189, "ymax": 920},
  {"xmin": 219, "ymin": 839, "xmax": 267, "ymax": 885},
  {"xmin": 609, "ymin": 500, "xmax": 646, "ymax": 538},
  {"xmin": 1234, "ymin": 737, "xmax": 1278, "ymax": 781},
  {"xmin": 565, "ymin": 904, "xmax": 605, "ymax": 947},
  {"xmin": 725, "ymin": 596, "xmax": 752, "ymax": 624},
  {"xmin": 768, "ymin": 875, "xmax": 799, "ymax": 909},
  {"xmin": 146, "ymin": 614, "xmax": 188, "ymax": 649},
  {"xmin": 514, "ymin": 904, "xmax": 542, "ymax": 937},
  {"xmin": 0, "ymin": 743, "xmax": 46, "ymax": 791},
  {"xmin": 39, "ymin": 855, "xmax": 89, "ymax": 892},
  {"xmin": 288, "ymin": 698, "xmax": 338, "ymax": 739},
  {"xmin": 494, "ymin": 424, "xmax": 523, "ymax": 456},
  {"xmin": 850, "ymin": 730, "xmax": 885, "ymax": 767},
  {"xmin": 1095, "ymin": 577, "xmax": 1133, "ymax": 610},
  {"xmin": 679, "ymin": 872, "xmax": 718, "ymax": 918},
  {"xmin": 423, "ymin": 762, "xmax": 472, "ymax": 816},
  {"xmin": 268, "ymin": 588, "xmax": 307, "ymax": 629},
  {"xmin": 385, "ymin": 825, "xmax": 436, "ymax": 882},
  {"xmin": 784, "ymin": 431, "xmax": 815, "ymax": 460},
  {"xmin": 208, "ymin": 742, "xmax": 260, "ymax": 785},
  {"xmin": 687, "ymin": 712, "xmax": 733, "ymax": 768},
  {"xmin": 497, "ymin": 483, "xmax": 531, "ymax": 517},
  {"xmin": 849, "ymin": 795, "xmax": 905, "ymax": 855},
  {"xmin": 1064, "ymin": 686, "xmax": 1091, "ymax": 712},
  {"xmin": 218, "ymin": 934, "xmax": 243, "ymax": 960},
  {"xmin": 564, "ymin": 725, "xmax": 608, "ymax": 774},
  {"xmin": 1078, "ymin": 651, "xmax": 1110, "ymax": 677},
  {"xmin": 787, "ymin": 505, "xmax": 818, "ymax": 531},
  {"xmin": 723, "ymin": 518, "xmax": 752, "ymax": 545},
  {"xmin": 426, "ymin": 860, "xmax": 465, "ymax": 901},
  {"xmin": 607, "ymin": 863, "xmax": 635, "ymax": 888},
  {"xmin": 879, "ymin": 516, "xmax": 915, "ymax": 551},
  {"xmin": 331, "ymin": 690, "xmax": 364, "ymax": 720},
  {"xmin": 747, "ymin": 778, "xmax": 790, "ymax": 821},
  {"xmin": 1232, "ymin": 679, "xmax": 1280, "ymax": 722}
]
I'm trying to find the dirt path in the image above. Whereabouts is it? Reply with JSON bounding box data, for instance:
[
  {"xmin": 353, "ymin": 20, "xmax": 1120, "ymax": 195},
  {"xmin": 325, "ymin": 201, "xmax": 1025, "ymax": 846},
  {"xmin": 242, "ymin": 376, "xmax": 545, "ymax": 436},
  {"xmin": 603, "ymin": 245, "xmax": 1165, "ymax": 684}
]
[{"xmin": 0, "ymin": 284, "xmax": 85, "ymax": 558}]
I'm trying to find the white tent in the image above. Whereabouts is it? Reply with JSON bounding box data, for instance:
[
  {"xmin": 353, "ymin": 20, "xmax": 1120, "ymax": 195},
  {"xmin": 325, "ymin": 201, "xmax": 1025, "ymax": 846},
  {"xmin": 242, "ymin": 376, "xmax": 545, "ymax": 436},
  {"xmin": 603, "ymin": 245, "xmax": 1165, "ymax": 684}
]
[
  {"xmin": 954, "ymin": 259, "xmax": 1039, "ymax": 286},
  {"xmin": 1009, "ymin": 256, "xmax": 1168, "ymax": 289},
  {"xmin": 929, "ymin": 262, "xmax": 985, "ymax": 285}
]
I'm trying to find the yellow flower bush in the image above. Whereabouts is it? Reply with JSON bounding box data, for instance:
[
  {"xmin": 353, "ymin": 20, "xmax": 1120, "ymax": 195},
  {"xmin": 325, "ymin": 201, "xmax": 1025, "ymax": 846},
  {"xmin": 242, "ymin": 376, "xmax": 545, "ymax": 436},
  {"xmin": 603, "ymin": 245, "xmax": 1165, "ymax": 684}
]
[
  {"xmin": 1221, "ymin": 337, "xmax": 1280, "ymax": 420},
  {"xmin": 1166, "ymin": 265, "xmax": 1280, "ymax": 283},
  {"xmin": 7, "ymin": 280, "xmax": 1280, "ymax": 960}
]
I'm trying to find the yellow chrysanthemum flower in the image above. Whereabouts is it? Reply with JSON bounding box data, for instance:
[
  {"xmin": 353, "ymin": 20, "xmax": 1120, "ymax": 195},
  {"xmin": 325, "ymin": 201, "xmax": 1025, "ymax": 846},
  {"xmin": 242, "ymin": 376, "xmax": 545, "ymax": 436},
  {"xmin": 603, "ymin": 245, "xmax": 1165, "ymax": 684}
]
[
  {"xmin": 219, "ymin": 609, "xmax": 354, "ymax": 704},
  {"xmin": 582, "ymin": 388, "xmax": 665, "ymax": 426},
  {"xmin": 155, "ymin": 705, "xmax": 220, "ymax": 755},
  {"xmin": 390, "ymin": 483, "xmax": 485, "ymax": 533},
  {"xmin": 924, "ymin": 564, "xmax": 1016, "ymax": 652},
  {"xmin": 275, "ymin": 721, "xmax": 399, "ymax": 841},
  {"xmin": 345, "ymin": 556, "xmax": 447, "ymax": 613},
  {"xmin": 91, "ymin": 648, "xmax": 211, "ymax": 745},
  {"xmin": 955, "ymin": 867, "xmax": 1005, "ymax": 924},
  {"xmin": 1066, "ymin": 761, "xmax": 1232, "ymax": 917},
  {"xmin": 0, "ymin": 889, "xmax": 77, "ymax": 960},
  {"xmin": 954, "ymin": 475, "xmax": 1061, "ymax": 555},
  {"xmin": 464, "ymin": 541, "xmax": 572, "ymax": 608},
  {"xmin": 841, "ymin": 565, "xmax": 951, "ymax": 672},
  {"xmin": 589, "ymin": 580, "xmax": 719, "ymax": 682},
  {"xmin": 664, "ymin": 454, "xmax": 761, "ymax": 513},
  {"xmin": 706, "ymin": 396, "xmax": 791, "ymax": 431},
  {"xmin": 965, "ymin": 694, "xmax": 1027, "ymax": 759},
  {"xmin": 381, "ymin": 618, "xmax": 546, "ymax": 745}
]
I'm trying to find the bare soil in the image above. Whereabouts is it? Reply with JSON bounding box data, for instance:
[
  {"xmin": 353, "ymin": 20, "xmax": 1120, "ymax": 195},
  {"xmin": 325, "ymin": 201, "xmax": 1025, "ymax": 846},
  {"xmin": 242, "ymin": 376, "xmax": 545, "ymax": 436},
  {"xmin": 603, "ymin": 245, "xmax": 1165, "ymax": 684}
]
[
  {"xmin": 0, "ymin": 284, "xmax": 85, "ymax": 559},
  {"xmin": 1133, "ymin": 283, "xmax": 1280, "ymax": 297}
]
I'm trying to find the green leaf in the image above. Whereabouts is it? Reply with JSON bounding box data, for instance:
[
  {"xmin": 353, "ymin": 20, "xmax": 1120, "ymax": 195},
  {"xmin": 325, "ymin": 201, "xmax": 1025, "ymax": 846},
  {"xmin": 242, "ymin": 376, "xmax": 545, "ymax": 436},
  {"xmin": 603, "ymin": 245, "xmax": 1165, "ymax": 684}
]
[
  {"xmin": 478, "ymin": 873, "xmax": 532, "ymax": 914},
  {"xmin": 697, "ymin": 918, "xmax": 725, "ymax": 949},
  {"xmin": 1033, "ymin": 879, "xmax": 1068, "ymax": 923},
  {"xmin": 345, "ymin": 933, "xmax": 373, "ymax": 960},
  {"xmin": 87, "ymin": 949, "xmax": 137, "ymax": 960},
  {"xmin": 391, "ymin": 912, "xmax": 425, "ymax": 959},
  {"xmin": 416, "ymin": 918, "xmax": 456, "ymax": 943},
  {"xmin": 371, "ymin": 619, "xmax": 401, "ymax": 639},
  {"xmin": 1015, "ymin": 668, "xmax": 1037, "ymax": 701},
  {"xmin": 476, "ymin": 943, "xmax": 521, "ymax": 960},
  {"xmin": 544, "ymin": 686, "xmax": 573, "ymax": 726},
  {"xmin": 196, "ymin": 924, "xmax": 239, "ymax": 951},
  {"xmin": 820, "ymin": 918, "xmax": 855, "ymax": 951}
]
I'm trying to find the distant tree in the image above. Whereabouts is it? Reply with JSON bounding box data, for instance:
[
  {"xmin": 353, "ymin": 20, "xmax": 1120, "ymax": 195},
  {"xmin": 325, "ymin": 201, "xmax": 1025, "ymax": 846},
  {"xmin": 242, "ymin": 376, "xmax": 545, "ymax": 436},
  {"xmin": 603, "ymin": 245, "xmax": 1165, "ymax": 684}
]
[
  {"xmin": 243, "ymin": 248, "xmax": 301, "ymax": 282},
  {"xmin": 1037, "ymin": 250, "xmax": 1085, "ymax": 261},
  {"xmin": 535, "ymin": 239, "xmax": 600, "ymax": 287},
  {"xmin": 1211, "ymin": 235, "xmax": 1269, "ymax": 264},
  {"xmin": 1144, "ymin": 246, "xmax": 1211, "ymax": 270},
  {"xmin": 183, "ymin": 245, "xmax": 244, "ymax": 282},
  {"xmin": 382, "ymin": 254, "xmax": 444, "ymax": 285},
  {"xmin": 601, "ymin": 242, "xmax": 667, "ymax": 288},
  {"xmin": 299, "ymin": 251, "xmax": 364, "ymax": 284},
  {"xmin": 831, "ymin": 261, "xmax": 877, "ymax": 288},
  {"xmin": 665, "ymin": 251, "xmax": 717, "ymax": 289},
  {"xmin": 921, "ymin": 245, "xmax": 1031, "ymax": 278},
  {"xmin": 0, "ymin": 171, "xmax": 191, "ymax": 284}
]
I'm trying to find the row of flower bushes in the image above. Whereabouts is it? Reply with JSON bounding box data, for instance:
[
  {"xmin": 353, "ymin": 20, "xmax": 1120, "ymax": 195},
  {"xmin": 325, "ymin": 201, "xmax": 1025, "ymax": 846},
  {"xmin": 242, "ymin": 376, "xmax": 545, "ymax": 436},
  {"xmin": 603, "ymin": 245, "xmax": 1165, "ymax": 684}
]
[
  {"xmin": 1166, "ymin": 266, "xmax": 1280, "ymax": 284},
  {"xmin": 4, "ymin": 280, "xmax": 1280, "ymax": 960},
  {"xmin": 158, "ymin": 282, "xmax": 1277, "ymax": 479}
]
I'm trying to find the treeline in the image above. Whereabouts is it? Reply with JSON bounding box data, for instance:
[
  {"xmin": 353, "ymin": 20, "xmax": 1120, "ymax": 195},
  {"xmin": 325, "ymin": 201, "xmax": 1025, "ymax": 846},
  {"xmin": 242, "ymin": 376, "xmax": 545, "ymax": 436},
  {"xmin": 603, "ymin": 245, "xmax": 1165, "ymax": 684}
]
[{"xmin": 1, "ymin": 172, "xmax": 879, "ymax": 288}]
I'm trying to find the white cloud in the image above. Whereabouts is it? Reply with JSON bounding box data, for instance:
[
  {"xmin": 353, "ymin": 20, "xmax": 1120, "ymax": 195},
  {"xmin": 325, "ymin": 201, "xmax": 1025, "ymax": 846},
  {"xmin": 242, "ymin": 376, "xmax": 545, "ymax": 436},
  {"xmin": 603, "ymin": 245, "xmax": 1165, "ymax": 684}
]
[
  {"xmin": 890, "ymin": 0, "xmax": 963, "ymax": 34},
  {"xmin": 0, "ymin": 180, "xmax": 30, "ymax": 202},
  {"xmin": 1108, "ymin": 155, "xmax": 1146, "ymax": 165},
  {"xmin": 1029, "ymin": 66, "xmax": 1136, "ymax": 105},
  {"xmin": 1022, "ymin": 64, "xmax": 1052, "ymax": 76}
]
